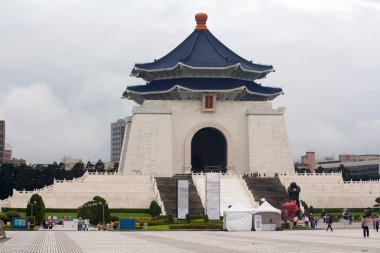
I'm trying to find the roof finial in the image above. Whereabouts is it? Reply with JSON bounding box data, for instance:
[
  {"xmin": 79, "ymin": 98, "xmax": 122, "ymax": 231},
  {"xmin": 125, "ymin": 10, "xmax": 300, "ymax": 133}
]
[{"xmin": 195, "ymin": 12, "xmax": 208, "ymax": 30}]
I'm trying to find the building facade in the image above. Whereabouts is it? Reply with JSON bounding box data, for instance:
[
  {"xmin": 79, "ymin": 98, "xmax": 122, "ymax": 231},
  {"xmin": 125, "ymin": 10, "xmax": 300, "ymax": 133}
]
[
  {"xmin": 111, "ymin": 118, "xmax": 127, "ymax": 163},
  {"xmin": 119, "ymin": 13, "xmax": 293, "ymax": 176},
  {"xmin": 0, "ymin": 120, "xmax": 4, "ymax": 164}
]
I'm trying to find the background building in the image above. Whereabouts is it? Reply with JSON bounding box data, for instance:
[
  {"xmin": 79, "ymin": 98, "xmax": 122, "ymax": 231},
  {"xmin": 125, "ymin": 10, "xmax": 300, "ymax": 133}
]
[
  {"xmin": 0, "ymin": 120, "xmax": 5, "ymax": 164},
  {"xmin": 111, "ymin": 118, "xmax": 126, "ymax": 163}
]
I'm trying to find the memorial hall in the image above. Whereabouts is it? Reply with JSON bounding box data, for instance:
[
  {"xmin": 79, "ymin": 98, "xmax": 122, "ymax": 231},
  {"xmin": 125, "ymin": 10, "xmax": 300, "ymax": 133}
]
[{"xmin": 1, "ymin": 13, "xmax": 379, "ymax": 216}]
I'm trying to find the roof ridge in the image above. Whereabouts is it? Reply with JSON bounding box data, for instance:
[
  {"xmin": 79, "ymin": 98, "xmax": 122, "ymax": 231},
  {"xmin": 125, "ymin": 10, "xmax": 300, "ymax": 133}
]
[
  {"xmin": 203, "ymin": 31, "xmax": 235, "ymax": 63},
  {"xmin": 184, "ymin": 30, "xmax": 200, "ymax": 61}
]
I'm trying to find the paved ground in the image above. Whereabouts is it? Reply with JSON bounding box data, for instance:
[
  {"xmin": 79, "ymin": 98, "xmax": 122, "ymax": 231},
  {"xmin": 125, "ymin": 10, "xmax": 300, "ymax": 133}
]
[{"xmin": 1, "ymin": 228, "xmax": 380, "ymax": 253}]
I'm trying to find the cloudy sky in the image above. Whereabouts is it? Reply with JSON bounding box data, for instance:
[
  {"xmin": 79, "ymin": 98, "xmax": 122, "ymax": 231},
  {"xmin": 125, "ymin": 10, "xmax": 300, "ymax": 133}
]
[{"xmin": 0, "ymin": 0, "xmax": 379, "ymax": 164}]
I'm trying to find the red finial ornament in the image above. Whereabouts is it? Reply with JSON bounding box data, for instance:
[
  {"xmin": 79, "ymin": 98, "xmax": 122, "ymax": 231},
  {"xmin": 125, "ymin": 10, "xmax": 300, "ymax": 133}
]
[{"xmin": 195, "ymin": 12, "xmax": 208, "ymax": 30}]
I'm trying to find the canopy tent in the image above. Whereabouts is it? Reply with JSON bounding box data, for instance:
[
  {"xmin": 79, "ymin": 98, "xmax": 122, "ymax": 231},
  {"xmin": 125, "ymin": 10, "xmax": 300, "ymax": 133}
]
[
  {"xmin": 253, "ymin": 201, "xmax": 281, "ymax": 231},
  {"xmin": 223, "ymin": 202, "xmax": 255, "ymax": 231}
]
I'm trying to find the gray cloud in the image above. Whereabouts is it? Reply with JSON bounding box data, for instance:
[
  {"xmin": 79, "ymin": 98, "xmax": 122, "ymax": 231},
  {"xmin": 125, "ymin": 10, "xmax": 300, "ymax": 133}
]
[{"xmin": 0, "ymin": 0, "xmax": 379, "ymax": 163}]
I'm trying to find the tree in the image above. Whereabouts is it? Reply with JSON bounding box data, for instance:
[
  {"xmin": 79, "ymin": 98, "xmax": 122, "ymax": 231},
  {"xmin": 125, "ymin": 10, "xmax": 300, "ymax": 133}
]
[
  {"xmin": 95, "ymin": 160, "xmax": 105, "ymax": 172},
  {"xmin": 315, "ymin": 166, "xmax": 324, "ymax": 174},
  {"xmin": 77, "ymin": 196, "xmax": 110, "ymax": 225},
  {"xmin": 86, "ymin": 161, "xmax": 93, "ymax": 170},
  {"xmin": 374, "ymin": 197, "xmax": 380, "ymax": 207},
  {"xmin": 149, "ymin": 200, "xmax": 162, "ymax": 217},
  {"xmin": 26, "ymin": 194, "xmax": 45, "ymax": 225}
]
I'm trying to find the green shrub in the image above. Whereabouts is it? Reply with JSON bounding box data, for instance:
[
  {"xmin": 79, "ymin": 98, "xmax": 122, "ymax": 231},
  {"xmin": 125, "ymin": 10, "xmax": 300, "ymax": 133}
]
[
  {"xmin": 186, "ymin": 214, "xmax": 191, "ymax": 223},
  {"xmin": 26, "ymin": 194, "xmax": 45, "ymax": 226},
  {"xmin": 6, "ymin": 211, "xmax": 20, "ymax": 220},
  {"xmin": 190, "ymin": 214, "xmax": 204, "ymax": 220},
  {"xmin": 27, "ymin": 216, "xmax": 35, "ymax": 225},
  {"xmin": 77, "ymin": 196, "xmax": 110, "ymax": 225},
  {"xmin": 110, "ymin": 216, "xmax": 119, "ymax": 222},
  {"xmin": 0, "ymin": 213, "xmax": 9, "ymax": 223},
  {"xmin": 149, "ymin": 201, "xmax": 161, "ymax": 217},
  {"xmin": 168, "ymin": 215, "xmax": 174, "ymax": 223},
  {"xmin": 301, "ymin": 200, "xmax": 309, "ymax": 211},
  {"xmin": 281, "ymin": 222, "xmax": 290, "ymax": 229},
  {"xmin": 203, "ymin": 214, "xmax": 209, "ymax": 223}
]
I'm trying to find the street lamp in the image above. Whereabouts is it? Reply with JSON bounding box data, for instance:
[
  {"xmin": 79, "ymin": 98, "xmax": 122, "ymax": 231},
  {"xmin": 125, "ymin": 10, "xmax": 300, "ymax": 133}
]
[
  {"xmin": 98, "ymin": 202, "xmax": 105, "ymax": 227},
  {"xmin": 28, "ymin": 201, "xmax": 36, "ymax": 224}
]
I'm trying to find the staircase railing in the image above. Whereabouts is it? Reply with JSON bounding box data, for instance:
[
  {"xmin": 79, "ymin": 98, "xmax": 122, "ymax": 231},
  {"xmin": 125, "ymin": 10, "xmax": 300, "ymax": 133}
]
[
  {"xmin": 152, "ymin": 176, "xmax": 166, "ymax": 215},
  {"xmin": 239, "ymin": 175, "xmax": 259, "ymax": 208}
]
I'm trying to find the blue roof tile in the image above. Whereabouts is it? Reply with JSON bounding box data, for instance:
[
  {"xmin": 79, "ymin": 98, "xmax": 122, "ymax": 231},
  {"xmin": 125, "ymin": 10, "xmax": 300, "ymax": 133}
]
[{"xmin": 134, "ymin": 30, "xmax": 273, "ymax": 73}]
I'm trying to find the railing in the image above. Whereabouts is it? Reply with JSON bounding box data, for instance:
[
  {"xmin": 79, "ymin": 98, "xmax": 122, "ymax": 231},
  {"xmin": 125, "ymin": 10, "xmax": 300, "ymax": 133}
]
[
  {"xmin": 239, "ymin": 175, "xmax": 259, "ymax": 207},
  {"xmin": 152, "ymin": 176, "xmax": 166, "ymax": 215},
  {"xmin": 13, "ymin": 191, "xmax": 156, "ymax": 196}
]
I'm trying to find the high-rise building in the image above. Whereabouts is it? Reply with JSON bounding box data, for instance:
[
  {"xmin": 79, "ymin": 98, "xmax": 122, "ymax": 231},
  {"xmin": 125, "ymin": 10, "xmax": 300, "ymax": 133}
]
[
  {"xmin": 0, "ymin": 120, "xmax": 5, "ymax": 164},
  {"xmin": 111, "ymin": 118, "xmax": 127, "ymax": 163}
]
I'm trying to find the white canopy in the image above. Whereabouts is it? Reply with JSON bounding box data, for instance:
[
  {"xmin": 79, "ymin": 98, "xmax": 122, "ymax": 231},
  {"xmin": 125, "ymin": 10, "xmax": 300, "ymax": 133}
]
[
  {"xmin": 223, "ymin": 202, "xmax": 255, "ymax": 231},
  {"xmin": 254, "ymin": 201, "xmax": 281, "ymax": 214}
]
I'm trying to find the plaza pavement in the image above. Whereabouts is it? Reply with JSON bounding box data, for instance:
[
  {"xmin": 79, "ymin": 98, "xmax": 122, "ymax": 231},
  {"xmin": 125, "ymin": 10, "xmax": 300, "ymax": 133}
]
[{"xmin": 1, "ymin": 227, "xmax": 380, "ymax": 253}]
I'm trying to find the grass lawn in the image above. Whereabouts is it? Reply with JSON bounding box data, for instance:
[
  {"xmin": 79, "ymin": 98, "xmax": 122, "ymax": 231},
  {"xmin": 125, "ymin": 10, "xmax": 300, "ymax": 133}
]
[
  {"xmin": 112, "ymin": 213, "xmax": 151, "ymax": 219},
  {"xmin": 144, "ymin": 224, "xmax": 170, "ymax": 231},
  {"xmin": 44, "ymin": 212, "xmax": 77, "ymax": 219}
]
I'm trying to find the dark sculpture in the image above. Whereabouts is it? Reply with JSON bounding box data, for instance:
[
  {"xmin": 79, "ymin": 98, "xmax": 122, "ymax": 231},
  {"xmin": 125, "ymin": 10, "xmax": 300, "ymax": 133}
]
[{"xmin": 287, "ymin": 182, "xmax": 301, "ymax": 217}]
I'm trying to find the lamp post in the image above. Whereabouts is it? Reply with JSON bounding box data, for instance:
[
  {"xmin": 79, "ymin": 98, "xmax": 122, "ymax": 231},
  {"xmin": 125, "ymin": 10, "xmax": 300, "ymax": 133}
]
[
  {"xmin": 29, "ymin": 201, "xmax": 36, "ymax": 224},
  {"xmin": 98, "ymin": 202, "xmax": 105, "ymax": 226},
  {"xmin": 29, "ymin": 201, "xmax": 36, "ymax": 218}
]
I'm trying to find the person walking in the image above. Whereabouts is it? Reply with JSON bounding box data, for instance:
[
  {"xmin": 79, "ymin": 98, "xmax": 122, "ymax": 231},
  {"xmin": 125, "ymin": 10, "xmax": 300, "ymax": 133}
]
[
  {"xmin": 326, "ymin": 214, "xmax": 333, "ymax": 231},
  {"xmin": 361, "ymin": 216, "xmax": 371, "ymax": 238},
  {"xmin": 375, "ymin": 216, "xmax": 379, "ymax": 232}
]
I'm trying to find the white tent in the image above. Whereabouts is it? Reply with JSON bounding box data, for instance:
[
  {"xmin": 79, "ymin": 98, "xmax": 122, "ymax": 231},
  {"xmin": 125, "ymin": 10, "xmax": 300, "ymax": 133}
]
[
  {"xmin": 223, "ymin": 202, "xmax": 255, "ymax": 231},
  {"xmin": 253, "ymin": 201, "xmax": 281, "ymax": 231}
]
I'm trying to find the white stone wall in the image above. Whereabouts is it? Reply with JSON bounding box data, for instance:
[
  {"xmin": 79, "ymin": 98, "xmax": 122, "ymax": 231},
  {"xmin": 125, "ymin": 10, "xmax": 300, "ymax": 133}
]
[
  {"xmin": 279, "ymin": 173, "xmax": 380, "ymax": 208},
  {"xmin": 248, "ymin": 108, "xmax": 294, "ymax": 175},
  {"xmin": 0, "ymin": 172, "xmax": 157, "ymax": 209},
  {"xmin": 120, "ymin": 100, "xmax": 293, "ymax": 176},
  {"xmin": 121, "ymin": 109, "xmax": 173, "ymax": 175}
]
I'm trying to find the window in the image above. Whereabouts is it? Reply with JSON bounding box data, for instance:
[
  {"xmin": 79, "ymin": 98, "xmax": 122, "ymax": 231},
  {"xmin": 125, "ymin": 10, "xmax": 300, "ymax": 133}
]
[{"xmin": 202, "ymin": 93, "xmax": 216, "ymax": 112}]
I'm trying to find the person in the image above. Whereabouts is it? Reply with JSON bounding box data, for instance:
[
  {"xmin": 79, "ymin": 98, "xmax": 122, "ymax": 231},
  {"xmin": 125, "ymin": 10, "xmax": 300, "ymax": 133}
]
[
  {"xmin": 326, "ymin": 214, "xmax": 333, "ymax": 231},
  {"xmin": 310, "ymin": 215, "xmax": 315, "ymax": 229},
  {"xmin": 362, "ymin": 215, "xmax": 371, "ymax": 238},
  {"xmin": 304, "ymin": 215, "xmax": 309, "ymax": 229},
  {"xmin": 373, "ymin": 216, "xmax": 376, "ymax": 231},
  {"xmin": 375, "ymin": 216, "xmax": 379, "ymax": 232},
  {"xmin": 321, "ymin": 209, "xmax": 326, "ymax": 221}
]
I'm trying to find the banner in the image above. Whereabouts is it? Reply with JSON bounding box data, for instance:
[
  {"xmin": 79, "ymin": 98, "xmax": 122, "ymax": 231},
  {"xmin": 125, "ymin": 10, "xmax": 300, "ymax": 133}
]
[
  {"xmin": 177, "ymin": 180, "xmax": 189, "ymax": 219},
  {"xmin": 206, "ymin": 173, "xmax": 220, "ymax": 220}
]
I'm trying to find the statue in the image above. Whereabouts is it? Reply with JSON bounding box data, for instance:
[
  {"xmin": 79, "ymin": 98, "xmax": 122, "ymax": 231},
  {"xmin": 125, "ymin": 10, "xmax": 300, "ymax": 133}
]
[{"xmin": 287, "ymin": 182, "xmax": 301, "ymax": 218}]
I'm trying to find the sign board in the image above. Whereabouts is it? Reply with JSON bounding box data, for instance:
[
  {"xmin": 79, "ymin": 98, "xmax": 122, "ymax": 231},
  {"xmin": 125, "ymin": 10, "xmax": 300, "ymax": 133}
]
[
  {"xmin": 206, "ymin": 173, "xmax": 220, "ymax": 220},
  {"xmin": 254, "ymin": 215, "xmax": 262, "ymax": 231},
  {"xmin": 120, "ymin": 219, "xmax": 135, "ymax": 230},
  {"xmin": 12, "ymin": 217, "xmax": 28, "ymax": 229},
  {"xmin": 177, "ymin": 180, "xmax": 189, "ymax": 219}
]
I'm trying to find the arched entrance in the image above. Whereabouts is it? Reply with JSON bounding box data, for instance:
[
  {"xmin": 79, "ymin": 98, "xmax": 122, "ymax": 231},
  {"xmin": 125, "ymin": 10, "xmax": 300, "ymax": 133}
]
[{"xmin": 191, "ymin": 127, "xmax": 227, "ymax": 173}]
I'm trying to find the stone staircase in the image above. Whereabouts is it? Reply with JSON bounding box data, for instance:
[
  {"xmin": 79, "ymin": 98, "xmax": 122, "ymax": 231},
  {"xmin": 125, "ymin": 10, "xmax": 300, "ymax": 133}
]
[
  {"xmin": 155, "ymin": 175, "xmax": 204, "ymax": 217},
  {"xmin": 243, "ymin": 176, "xmax": 288, "ymax": 210}
]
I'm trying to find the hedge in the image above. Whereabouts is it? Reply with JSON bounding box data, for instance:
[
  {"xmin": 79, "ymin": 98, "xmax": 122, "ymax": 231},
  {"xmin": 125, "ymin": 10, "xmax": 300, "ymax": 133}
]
[
  {"xmin": 313, "ymin": 208, "xmax": 372, "ymax": 213},
  {"xmin": 169, "ymin": 223, "xmax": 222, "ymax": 230}
]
